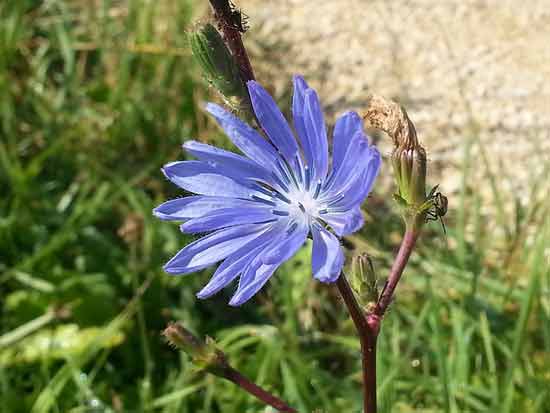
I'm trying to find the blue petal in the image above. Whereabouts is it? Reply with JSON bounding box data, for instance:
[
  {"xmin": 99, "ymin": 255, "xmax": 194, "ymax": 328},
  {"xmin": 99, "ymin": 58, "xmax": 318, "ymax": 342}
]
[
  {"xmin": 342, "ymin": 207, "xmax": 365, "ymax": 235},
  {"xmin": 205, "ymin": 103, "xmax": 279, "ymax": 169},
  {"xmin": 311, "ymin": 225, "xmax": 344, "ymax": 283},
  {"xmin": 196, "ymin": 222, "xmax": 286, "ymax": 298},
  {"xmin": 303, "ymin": 89, "xmax": 329, "ymax": 180},
  {"xmin": 332, "ymin": 111, "xmax": 363, "ymax": 174},
  {"xmin": 163, "ymin": 223, "xmax": 269, "ymax": 274},
  {"xmin": 228, "ymin": 220, "xmax": 308, "ymax": 306},
  {"xmin": 261, "ymin": 220, "xmax": 309, "ymax": 265},
  {"xmin": 292, "ymin": 75, "xmax": 315, "ymax": 169},
  {"xmin": 322, "ymin": 131, "xmax": 369, "ymax": 195},
  {"xmin": 153, "ymin": 196, "xmax": 262, "ymax": 221},
  {"xmin": 162, "ymin": 161, "xmax": 252, "ymax": 198},
  {"xmin": 332, "ymin": 147, "xmax": 381, "ymax": 209},
  {"xmin": 196, "ymin": 243, "xmax": 265, "ymax": 299},
  {"xmin": 180, "ymin": 206, "xmax": 275, "ymax": 233},
  {"xmin": 228, "ymin": 260, "xmax": 279, "ymax": 306},
  {"xmin": 323, "ymin": 207, "xmax": 364, "ymax": 237},
  {"xmin": 183, "ymin": 140, "xmax": 271, "ymax": 182},
  {"xmin": 247, "ymin": 81, "xmax": 299, "ymax": 161}
]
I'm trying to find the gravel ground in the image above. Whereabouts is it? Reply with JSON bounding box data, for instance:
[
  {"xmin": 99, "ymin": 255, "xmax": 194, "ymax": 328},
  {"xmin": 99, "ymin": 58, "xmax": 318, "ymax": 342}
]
[{"xmin": 239, "ymin": 0, "xmax": 550, "ymax": 206}]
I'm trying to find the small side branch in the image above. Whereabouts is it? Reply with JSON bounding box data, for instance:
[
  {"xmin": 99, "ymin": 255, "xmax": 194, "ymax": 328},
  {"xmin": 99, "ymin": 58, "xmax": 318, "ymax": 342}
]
[
  {"xmin": 374, "ymin": 229, "xmax": 419, "ymax": 317},
  {"xmin": 221, "ymin": 367, "xmax": 297, "ymax": 412},
  {"xmin": 163, "ymin": 323, "xmax": 296, "ymax": 413}
]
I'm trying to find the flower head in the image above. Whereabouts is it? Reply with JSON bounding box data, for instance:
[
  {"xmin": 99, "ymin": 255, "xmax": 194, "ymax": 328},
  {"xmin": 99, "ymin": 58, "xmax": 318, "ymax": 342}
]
[{"xmin": 154, "ymin": 76, "xmax": 381, "ymax": 306}]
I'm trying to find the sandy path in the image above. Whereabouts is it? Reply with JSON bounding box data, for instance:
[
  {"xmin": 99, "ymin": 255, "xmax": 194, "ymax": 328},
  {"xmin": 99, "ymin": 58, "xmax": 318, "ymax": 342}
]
[{"xmin": 240, "ymin": 0, "xmax": 550, "ymax": 202}]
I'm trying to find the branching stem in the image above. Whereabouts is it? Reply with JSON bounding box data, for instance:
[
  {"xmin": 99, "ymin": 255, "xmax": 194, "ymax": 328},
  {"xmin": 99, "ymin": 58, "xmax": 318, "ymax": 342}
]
[
  {"xmin": 337, "ymin": 228, "xmax": 420, "ymax": 412},
  {"xmin": 336, "ymin": 275, "xmax": 378, "ymax": 413}
]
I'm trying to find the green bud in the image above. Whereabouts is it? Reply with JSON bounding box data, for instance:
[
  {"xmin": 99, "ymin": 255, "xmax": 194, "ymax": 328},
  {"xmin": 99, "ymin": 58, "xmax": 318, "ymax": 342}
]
[
  {"xmin": 392, "ymin": 145, "xmax": 427, "ymax": 209},
  {"xmin": 163, "ymin": 323, "xmax": 228, "ymax": 374},
  {"xmin": 350, "ymin": 253, "xmax": 378, "ymax": 310},
  {"xmin": 189, "ymin": 23, "xmax": 249, "ymax": 112},
  {"xmin": 392, "ymin": 142, "xmax": 429, "ymax": 231}
]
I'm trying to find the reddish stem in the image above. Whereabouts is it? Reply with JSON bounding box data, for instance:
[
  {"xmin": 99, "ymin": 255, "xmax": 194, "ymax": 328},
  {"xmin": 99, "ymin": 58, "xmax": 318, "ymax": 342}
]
[
  {"xmin": 221, "ymin": 366, "xmax": 297, "ymax": 412},
  {"xmin": 336, "ymin": 274, "xmax": 378, "ymax": 413},
  {"xmin": 208, "ymin": 0, "xmax": 256, "ymax": 83},
  {"xmin": 336, "ymin": 229, "xmax": 420, "ymax": 412},
  {"xmin": 374, "ymin": 229, "xmax": 419, "ymax": 317}
]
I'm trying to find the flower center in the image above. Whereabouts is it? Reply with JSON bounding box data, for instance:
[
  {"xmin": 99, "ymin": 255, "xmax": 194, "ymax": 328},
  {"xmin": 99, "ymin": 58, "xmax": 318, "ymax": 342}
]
[{"xmin": 289, "ymin": 189, "xmax": 319, "ymax": 219}]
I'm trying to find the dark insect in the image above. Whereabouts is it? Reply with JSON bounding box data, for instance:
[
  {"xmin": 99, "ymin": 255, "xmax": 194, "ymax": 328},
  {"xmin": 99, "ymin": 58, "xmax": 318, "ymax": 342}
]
[
  {"xmin": 425, "ymin": 185, "xmax": 448, "ymax": 234},
  {"xmin": 228, "ymin": 1, "xmax": 249, "ymax": 33}
]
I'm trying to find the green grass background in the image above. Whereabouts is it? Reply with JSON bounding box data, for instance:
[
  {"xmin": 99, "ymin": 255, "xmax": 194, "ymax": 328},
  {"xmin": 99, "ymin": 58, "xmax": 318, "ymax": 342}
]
[{"xmin": 1, "ymin": 1, "xmax": 549, "ymax": 412}]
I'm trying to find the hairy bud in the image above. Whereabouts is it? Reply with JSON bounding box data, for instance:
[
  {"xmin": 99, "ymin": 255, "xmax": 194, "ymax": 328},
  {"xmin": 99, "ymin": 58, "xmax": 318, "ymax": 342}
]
[
  {"xmin": 163, "ymin": 322, "xmax": 228, "ymax": 374},
  {"xmin": 189, "ymin": 23, "xmax": 249, "ymax": 111},
  {"xmin": 350, "ymin": 253, "xmax": 379, "ymax": 311},
  {"xmin": 392, "ymin": 143, "xmax": 427, "ymax": 209}
]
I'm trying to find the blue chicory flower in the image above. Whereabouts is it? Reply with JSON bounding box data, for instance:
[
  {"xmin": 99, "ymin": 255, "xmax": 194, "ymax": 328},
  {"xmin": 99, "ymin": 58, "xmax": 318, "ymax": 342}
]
[{"xmin": 154, "ymin": 76, "xmax": 381, "ymax": 306}]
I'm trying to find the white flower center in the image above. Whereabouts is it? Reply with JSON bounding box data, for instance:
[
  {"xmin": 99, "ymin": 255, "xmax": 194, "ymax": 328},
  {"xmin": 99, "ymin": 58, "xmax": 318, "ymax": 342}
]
[{"xmin": 288, "ymin": 189, "xmax": 320, "ymax": 220}]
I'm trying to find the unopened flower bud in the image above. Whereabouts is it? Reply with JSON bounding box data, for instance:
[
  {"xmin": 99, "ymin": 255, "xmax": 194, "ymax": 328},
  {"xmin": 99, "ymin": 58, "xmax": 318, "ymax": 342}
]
[
  {"xmin": 163, "ymin": 322, "xmax": 228, "ymax": 374},
  {"xmin": 350, "ymin": 253, "xmax": 378, "ymax": 310},
  {"xmin": 392, "ymin": 143, "xmax": 427, "ymax": 209},
  {"xmin": 189, "ymin": 23, "xmax": 249, "ymax": 111}
]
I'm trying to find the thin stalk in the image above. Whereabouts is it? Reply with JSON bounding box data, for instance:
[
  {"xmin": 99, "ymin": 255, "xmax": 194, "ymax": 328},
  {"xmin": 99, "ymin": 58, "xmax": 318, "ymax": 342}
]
[
  {"xmin": 163, "ymin": 322, "xmax": 297, "ymax": 413},
  {"xmin": 374, "ymin": 229, "xmax": 419, "ymax": 317},
  {"xmin": 220, "ymin": 366, "xmax": 297, "ymax": 413}
]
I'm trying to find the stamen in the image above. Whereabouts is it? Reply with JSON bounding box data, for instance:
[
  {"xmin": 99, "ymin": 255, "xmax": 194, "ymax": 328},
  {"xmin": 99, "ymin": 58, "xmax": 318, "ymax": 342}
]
[
  {"xmin": 270, "ymin": 172, "xmax": 290, "ymax": 193},
  {"xmin": 304, "ymin": 166, "xmax": 311, "ymax": 191},
  {"xmin": 253, "ymin": 184, "xmax": 275, "ymax": 198},
  {"xmin": 298, "ymin": 203, "xmax": 306, "ymax": 213},
  {"xmin": 287, "ymin": 221, "xmax": 298, "ymax": 234},
  {"xmin": 322, "ymin": 193, "xmax": 346, "ymax": 208},
  {"xmin": 273, "ymin": 191, "xmax": 292, "ymax": 204},
  {"xmin": 313, "ymin": 180, "xmax": 322, "ymax": 199},
  {"xmin": 318, "ymin": 208, "xmax": 328, "ymax": 215},
  {"xmin": 295, "ymin": 154, "xmax": 305, "ymax": 185},
  {"xmin": 280, "ymin": 157, "xmax": 300, "ymax": 190},
  {"xmin": 251, "ymin": 195, "xmax": 276, "ymax": 206},
  {"xmin": 257, "ymin": 218, "xmax": 279, "ymax": 225},
  {"xmin": 275, "ymin": 158, "xmax": 292, "ymax": 185},
  {"xmin": 322, "ymin": 170, "xmax": 336, "ymax": 190},
  {"xmin": 325, "ymin": 206, "xmax": 349, "ymax": 214},
  {"xmin": 272, "ymin": 209, "xmax": 290, "ymax": 216}
]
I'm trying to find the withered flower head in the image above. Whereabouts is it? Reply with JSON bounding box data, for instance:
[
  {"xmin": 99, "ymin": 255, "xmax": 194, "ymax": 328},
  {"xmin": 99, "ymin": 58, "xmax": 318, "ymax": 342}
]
[{"xmin": 363, "ymin": 95, "xmax": 429, "ymax": 230}]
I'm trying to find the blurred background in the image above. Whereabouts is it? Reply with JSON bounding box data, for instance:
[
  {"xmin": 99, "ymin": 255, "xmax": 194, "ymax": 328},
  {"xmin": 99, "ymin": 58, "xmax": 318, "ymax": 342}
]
[{"xmin": 1, "ymin": 1, "xmax": 548, "ymax": 412}]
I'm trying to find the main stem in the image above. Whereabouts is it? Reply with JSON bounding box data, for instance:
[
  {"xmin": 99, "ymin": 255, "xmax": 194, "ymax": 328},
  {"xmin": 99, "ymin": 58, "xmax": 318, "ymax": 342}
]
[
  {"xmin": 221, "ymin": 366, "xmax": 297, "ymax": 412},
  {"xmin": 336, "ymin": 274, "xmax": 378, "ymax": 413},
  {"xmin": 337, "ymin": 229, "xmax": 420, "ymax": 412},
  {"xmin": 208, "ymin": 0, "xmax": 256, "ymax": 83}
]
